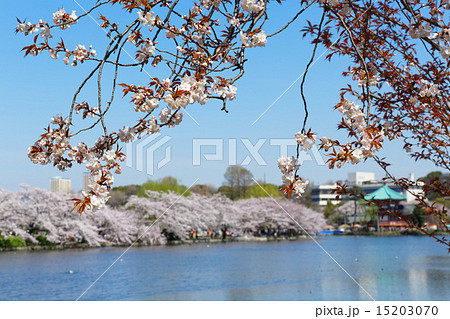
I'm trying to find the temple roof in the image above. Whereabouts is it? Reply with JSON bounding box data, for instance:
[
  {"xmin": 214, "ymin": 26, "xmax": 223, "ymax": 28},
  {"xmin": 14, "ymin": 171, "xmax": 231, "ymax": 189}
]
[{"xmin": 364, "ymin": 185, "xmax": 407, "ymax": 201}]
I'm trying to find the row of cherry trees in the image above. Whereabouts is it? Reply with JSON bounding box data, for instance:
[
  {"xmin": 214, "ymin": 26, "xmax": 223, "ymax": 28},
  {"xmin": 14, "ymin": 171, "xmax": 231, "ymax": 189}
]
[
  {"xmin": 0, "ymin": 188, "xmax": 165, "ymax": 247},
  {"xmin": 0, "ymin": 188, "xmax": 325, "ymax": 247},
  {"xmin": 127, "ymin": 190, "xmax": 325, "ymax": 240}
]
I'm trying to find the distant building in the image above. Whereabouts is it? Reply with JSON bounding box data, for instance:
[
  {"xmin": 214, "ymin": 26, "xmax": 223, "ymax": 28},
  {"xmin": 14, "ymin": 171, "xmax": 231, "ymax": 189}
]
[
  {"xmin": 50, "ymin": 177, "xmax": 71, "ymax": 193},
  {"xmin": 311, "ymin": 183, "xmax": 340, "ymax": 206},
  {"xmin": 364, "ymin": 185, "xmax": 408, "ymax": 231},
  {"xmin": 348, "ymin": 172, "xmax": 375, "ymax": 186},
  {"xmin": 83, "ymin": 173, "xmax": 100, "ymax": 191},
  {"xmin": 312, "ymin": 172, "xmax": 423, "ymax": 206}
]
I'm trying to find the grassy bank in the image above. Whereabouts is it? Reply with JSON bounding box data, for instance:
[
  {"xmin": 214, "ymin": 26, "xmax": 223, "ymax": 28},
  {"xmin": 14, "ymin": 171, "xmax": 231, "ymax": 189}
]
[{"xmin": 0, "ymin": 235, "xmax": 312, "ymax": 252}]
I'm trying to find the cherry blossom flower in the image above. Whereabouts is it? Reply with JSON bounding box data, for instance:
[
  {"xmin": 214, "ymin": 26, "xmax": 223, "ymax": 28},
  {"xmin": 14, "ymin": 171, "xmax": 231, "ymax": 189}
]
[
  {"xmin": 52, "ymin": 8, "xmax": 77, "ymax": 29},
  {"xmin": 137, "ymin": 10, "xmax": 155, "ymax": 28},
  {"xmin": 295, "ymin": 132, "xmax": 316, "ymax": 151},
  {"xmin": 118, "ymin": 126, "xmax": 136, "ymax": 143},
  {"xmin": 241, "ymin": 0, "xmax": 264, "ymax": 13}
]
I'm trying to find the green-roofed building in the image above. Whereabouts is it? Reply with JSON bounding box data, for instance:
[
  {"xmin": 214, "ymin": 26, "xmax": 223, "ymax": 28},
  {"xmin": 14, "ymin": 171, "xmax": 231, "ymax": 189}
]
[
  {"xmin": 364, "ymin": 185, "xmax": 408, "ymax": 232},
  {"xmin": 364, "ymin": 185, "xmax": 407, "ymax": 201}
]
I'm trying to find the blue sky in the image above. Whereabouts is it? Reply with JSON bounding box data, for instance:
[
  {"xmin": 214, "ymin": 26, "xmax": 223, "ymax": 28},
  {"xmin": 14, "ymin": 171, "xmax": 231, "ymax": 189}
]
[{"xmin": 0, "ymin": 1, "xmax": 443, "ymax": 191}]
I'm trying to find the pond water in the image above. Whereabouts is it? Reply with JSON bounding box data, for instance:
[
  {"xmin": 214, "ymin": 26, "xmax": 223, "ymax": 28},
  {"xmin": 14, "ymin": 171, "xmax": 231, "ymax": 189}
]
[{"xmin": 0, "ymin": 236, "xmax": 449, "ymax": 300}]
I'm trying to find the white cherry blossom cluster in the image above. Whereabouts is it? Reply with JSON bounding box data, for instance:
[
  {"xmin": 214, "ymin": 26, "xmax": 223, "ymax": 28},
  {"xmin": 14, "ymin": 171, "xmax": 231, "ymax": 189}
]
[
  {"xmin": 191, "ymin": 21, "xmax": 212, "ymax": 41},
  {"xmin": 75, "ymin": 102, "xmax": 99, "ymax": 118},
  {"xmin": 164, "ymin": 75, "xmax": 209, "ymax": 109},
  {"xmin": 228, "ymin": 17, "xmax": 240, "ymax": 27},
  {"xmin": 132, "ymin": 116, "xmax": 161, "ymax": 136},
  {"xmin": 211, "ymin": 80, "xmax": 237, "ymax": 100},
  {"xmin": 278, "ymin": 157, "xmax": 297, "ymax": 186},
  {"xmin": 295, "ymin": 132, "xmax": 316, "ymax": 151},
  {"xmin": 125, "ymin": 75, "xmax": 218, "ymax": 119},
  {"xmin": 160, "ymin": 108, "xmax": 183, "ymax": 127},
  {"xmin": 240, "ymin": 30, "xmax": 267, "ymax": 47},
  {"xmin": 52, "ymin": 9, "xmax": 77, "ymax": 29},
  {"xmin": 28, "ymin": 115, "xmax": 71, "ymax": 171},
  {"xmin": 360, "ymin": 130, "xmax": 384, "ymax": 158},
  {"xmin": 68, "ymin": 142, "xmax": 88, "ymax": 164},
  {"xmin": 335, "ymin": 144, "xmax": 363, "ymax": 165},
  {"xmin": 137, "ymin": 10, "xmax": 155, "ymax": 29},
  {"xmin": 277, "ymin": 156, "xmax": 299, "ymax": 175},
  {"xmin": 439, "ymin": 45, "xmax": 450, "ymax": 59},
  {"xmin": 199, "ymin": 0, "xmax": 222, "ymax": 10},
  {"xmin": 320, "ymin": 137, "xmax": 334, "ymax": 151},
  {"xmin": 132, "ymin": 93, "xmax": 160, "ymax": 112},
  {"xmin": 46, "ymin": 49, "xmax": 57, "ymax": 59},
  {"xmin": 69, "ymin": 142, "xmax": 125, "ymax": 211},
  {"xmin": 136, "ymin": 41, "xmax": 156, "ymax": 61},
  {"xmin": 84, "ymin": 181, "xmax": 110, "ymax": 210},
  {"xmin": 408, "ymin": 20, "xmax": 450, "ymax": 59},
  {"xmin": 279, "ymin": 131, "xmax": 316, "ymax": 197},
  {"xmin": 318, "ymin": 0, "xmax": 342, "ymax": 8},
  {"xmin": 127, "ymin": 33, "xmax": 136, "ymax": 44},
  {"xmin": 241, "ymin": 0, "xmax": 265, "ymax": 13},
  {"xmin": 16, "ymin": 22, "xmax": 40, "ymax": 35},
  {"xmin": 336, "ymin": 99, "xmax": 385, "ymax": 163},
  {"xmin": 40, "ymin": 25, "xmax": 52, "ymax": 38},
  {"xmin": 166, "ymin": 28, "xmax": 178, "ymax": 39},
  {"xmin": 338, "ymin": 99, "xmax": 366, "ymax": 134},
  {"xmin": 28, "ymin": 120, "xmax": 125, "ymax": 212},
  {"xmin": 85, "ymin": 155, "xmax": 102, "ymax": 174},
  {"xmin": 118, "ymin": 126, "xmax": 136, "ymax": 142},
  {"xmin": 82, "ymin": 170, "xmax": 114, "ymax": 211},
  {"xmin": 409, "ymin": 22, "xmax": 432, "ymax": 39},
  {"xmin": 16, "ymin": 19, "xmax": 53, "ymax": 38},
  {"xmin": 144, "ymin": 116, "xmax": 160, "ymax": 134},
  {"xmin": 277, "ymin": 156, "xmax": 308, "ymax": 198},
  {"xmin": 357, "ymin": 73, "xmax": 380, "ymax": 87},
  {"xmin": 293, "ymin": 179, "xmax": 309, "ymax": 197},
  {"xmin": 418, "ymin": 79, "xmax": 440, "ymax": 97},
  {"xmin": 63, "ymin": 44, "xmax": 96, "ymax": 66}
]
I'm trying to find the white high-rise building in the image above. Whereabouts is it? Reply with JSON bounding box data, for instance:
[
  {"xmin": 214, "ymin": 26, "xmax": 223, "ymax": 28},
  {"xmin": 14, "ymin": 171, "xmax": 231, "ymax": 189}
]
[
  {"xmin": 50, "ymin": 177, "xmax": 72, "ymax": 193},
  {"xmin": 348, "ymin": 172, "xmax": 375, "ymax": 186}
]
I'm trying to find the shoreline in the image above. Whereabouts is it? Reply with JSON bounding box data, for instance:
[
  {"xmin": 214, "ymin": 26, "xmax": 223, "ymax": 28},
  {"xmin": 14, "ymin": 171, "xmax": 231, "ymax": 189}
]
[
  {"xmin": 0, "ymin": 235, "xmax": 308, "ymax": 252},
  {"xmin": 1, "ymin": 231, "xmax": 444, "ymax": 253}
]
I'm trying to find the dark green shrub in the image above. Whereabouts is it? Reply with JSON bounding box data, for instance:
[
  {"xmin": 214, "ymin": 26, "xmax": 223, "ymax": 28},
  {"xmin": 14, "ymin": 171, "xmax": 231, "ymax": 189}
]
[{"xmin": 36, "ymin": 235, "xmax": 54, "ymax": 246}]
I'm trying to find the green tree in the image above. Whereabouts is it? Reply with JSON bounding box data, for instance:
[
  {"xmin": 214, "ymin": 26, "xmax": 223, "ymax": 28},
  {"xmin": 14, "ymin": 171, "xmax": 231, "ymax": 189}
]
[
  {"xmin": 222, "ymin": 165, "xmax": 254, "ymax": 200},
  {"xmin": 138, "ymin": 177, "xmax": 190, "ymax": 197},
  {"xmin": 217, "ymin": 185, "xmax": 234, "ymax": 199},
  {"xmin": 245, "ymin": 183, "xmax": 283, "ymax": 198},
  {"xmin": 323, "ymin": 200, "xmax": 345, "ymax": 225},
  {"xmin": 191, "ymin": 184, "xmax": 217, "ymax": 197},
  {"xmin": 411, "ymin": 205, "xmax": 426, "ymax": 228},
  {"xmin": 107, "ymin": 184, "xmax": 140, "ymax": 207},
  {"xmin": 420, "ymin": 171, "xmax": 443, "ymax": 200},
  {"xmin": 362, "ymin": 202, "xmax": 379, "ymax": 224}
]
